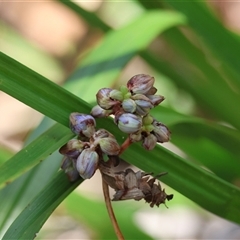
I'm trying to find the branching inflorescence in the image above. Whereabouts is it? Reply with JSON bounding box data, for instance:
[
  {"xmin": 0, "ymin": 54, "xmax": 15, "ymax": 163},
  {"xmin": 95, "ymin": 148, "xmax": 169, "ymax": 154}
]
[{"xmin": 59, "ymin": 74, "xmax": 173, "ymax": 238}]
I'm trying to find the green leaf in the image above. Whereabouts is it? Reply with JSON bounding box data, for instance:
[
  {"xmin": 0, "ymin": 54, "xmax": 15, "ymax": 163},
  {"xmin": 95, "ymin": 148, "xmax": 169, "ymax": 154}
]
[
  {"xmin": 170, "ymin": 122, "xmax": 240, "ymax": 182},
  {"xmin": 0, "ymin": 51, "xmax": 90, "ymax": 127},
  {"xmin": 2, "ymin": 171, "xmax": 83, "ymax": 240},
  {"xmin": 163, "ymin": 1, "xmax": 240, "ymax": 91},
  {"xmin": 0, "ymin": 123, "xmax": 73, "ymax": 188},
  {"xmin": 137, "ymin": 1, "xmax": 240, "ymax": 130},
  {"xmin": 3, "ymin": 128, "xmax": 240, "ymax": 239},
  {"xmin": 64, "ymin": 10, "xmax": 187, "ymax": 101},
  {"xmin": 0, "ymin": 10, "xmax": 186, "ymax": 188},
  {"xmin": 1, "ymin": 7, "xmax": 240, "ymax": 239},
  {"xmin": 58, "ymin": 0, "xmax": 111, "ymax": 32},
  {"xmin": 151, "ymin": 107, "xmax": 240, "ymax": 182},
  {"xmin": 123, "ymin": 144, "xmax": 240, "ymax": 224}
]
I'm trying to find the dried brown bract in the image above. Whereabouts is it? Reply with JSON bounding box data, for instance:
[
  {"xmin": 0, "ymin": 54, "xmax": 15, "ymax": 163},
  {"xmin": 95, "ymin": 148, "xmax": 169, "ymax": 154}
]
[{"xmin": 101, "ymin": 167, "xmax": 173, "ymax": 208}]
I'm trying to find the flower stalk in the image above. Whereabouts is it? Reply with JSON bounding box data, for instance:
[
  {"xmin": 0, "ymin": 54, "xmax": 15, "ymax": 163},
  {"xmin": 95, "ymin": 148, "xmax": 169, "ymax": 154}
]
[{"xmin": 102, "ymin": 177, "xmax": 125, "ymax": 240}]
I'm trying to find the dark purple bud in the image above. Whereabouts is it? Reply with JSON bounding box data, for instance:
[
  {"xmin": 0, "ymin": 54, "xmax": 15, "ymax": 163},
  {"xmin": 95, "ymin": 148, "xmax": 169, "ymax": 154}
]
[
  {"xmin": 59, "ymin": 139, "xmax": 88, "ymax": 158},
  {"xmin": 96, "ymin": 88, "xmax": 118, "ymax": 110},
  {"xmin": 69, "ymin": 113, "xmax": 96, "ymax": 138},
  {"xmin": 147, "ymin": 95, "xmax": 165, "ymax": 106},
  {"xmin": 152, "ymin": 120, "xmax": 171, "ymax": 143},
  {"xmin": 61, "ymin": 157, "xmax": 79, "ymax": 182},
  {"xmin": 127, "ymin": 74, "xmax": 155, "ymax": 94},
  {"xmin": 142, "ymin": 134, "xmax": 157, "ymax": 150}
]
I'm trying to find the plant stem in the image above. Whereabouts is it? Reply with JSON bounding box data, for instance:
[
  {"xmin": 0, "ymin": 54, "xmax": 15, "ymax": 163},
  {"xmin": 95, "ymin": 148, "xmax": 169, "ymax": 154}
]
[
  {"xmin": 102, "ymin": 176, "xmax": 125, "ymax": 240},
  {"xmin": 119, "ymin": 137, "xmax": 132, "ymax": 155}
]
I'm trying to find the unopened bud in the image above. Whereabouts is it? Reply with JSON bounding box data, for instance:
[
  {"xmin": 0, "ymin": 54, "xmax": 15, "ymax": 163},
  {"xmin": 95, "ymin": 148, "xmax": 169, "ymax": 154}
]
[
  {"xmin": 93, "ymin": 129, "xmax": 113, "ymax": 139},
  {"xmin": 76, "ymin": 148, "xmax": 99, "ymax": 179},
  {"xmin": 135, "ymin": 105, "xmax": 151, "ymax": 116},
  {"xmin": 152, "ymin": 120, "xmax": 171, "ymax": 143},
  {"xmin": 122, "ymin": 99, "xmax": 136, "ymax": 113},
  {"xmin": 59, "ymin": 139, "xmax": 88, "ymax": 158},
  {"xmin": 91, "ymin": 105, "xmax": 112, "ymax": 118},
  {"xmin": 109, "ymin": 89, "xmax": 123, "ymax": 101},
  {"xmin": 96, "ymin": 88, "xmax": 117, "ymax": 110},
  {"xmin": 61, "ymin": 156, "xmax": 73, "ymax": 171},
  {"xmin": 120, "ymin": 85, "xmax": 131, "ymax": 99},
  {"xmin": 147, "ymin": 95, "xmax": 165, "ymax": 106},
  {"xmin": 131, "ymin": 94, "xmax": 153, "ymax": 109},
  {"xmin": 115, "ymin": 113, "xmax": 142, "ymax": 134},
  {"xmin": 142, "ymin": 134, "xmax": 157, "ymax": 150},
  {"xmin": 127, "ymin": 74, "xmax": 155, "ymax": 94},
  {"xmin": 142, "ymin": 115, "xmax": 154, "ymax": 132},
  {"xmin": 98, "ymin": 137, "xmax": 120, "ymax": 155},
  {"xmin": 142, "ymin": 114, "xmax": 153, "ymax": 125},
  {"xmin": 146, "ymin": 87, "xmax": 157, "ymax": 95},
  {"xmin": 69, "ymin": 113, "xmax": 96, "ymax": 138},
  {"xmin": 129, "ymin": 131, "xmax": 142, "ymax": 142},
  {"xmin": 61, "ymin": 157, "xmax": 79, "ymax": 182}
]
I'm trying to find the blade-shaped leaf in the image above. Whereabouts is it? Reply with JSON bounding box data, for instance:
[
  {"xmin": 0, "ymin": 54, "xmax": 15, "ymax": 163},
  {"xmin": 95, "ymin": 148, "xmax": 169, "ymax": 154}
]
[
  {"xmin": 64, "ymin": 10, "xmax": 187, "ymax": 102},
  {"xmin": 2, "ymin": 171, "xmax": 83, "ymax": 240},
  {"xmin": 0, "ymin": 123, "xmax": 73, "ymax": 188},
  {"xmin": 162, "ymin": 1, "xmax": 240, "ymax": 91},
  {"xmin": 0, "ymin": 52, "xmax": 90, "ymax": 127}
]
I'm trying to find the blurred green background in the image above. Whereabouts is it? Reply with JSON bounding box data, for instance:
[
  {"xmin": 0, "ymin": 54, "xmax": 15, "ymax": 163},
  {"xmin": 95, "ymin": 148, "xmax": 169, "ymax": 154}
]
[{"xmin": 1, "ymin": 1, "xmax": 240, "ymax": 239}]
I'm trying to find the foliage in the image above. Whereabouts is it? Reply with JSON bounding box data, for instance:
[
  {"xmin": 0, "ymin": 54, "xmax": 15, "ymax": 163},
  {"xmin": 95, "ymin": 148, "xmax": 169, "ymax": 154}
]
[{"xmin": 0, "ymin": 1, "xmax": 240, "ymax": 239}]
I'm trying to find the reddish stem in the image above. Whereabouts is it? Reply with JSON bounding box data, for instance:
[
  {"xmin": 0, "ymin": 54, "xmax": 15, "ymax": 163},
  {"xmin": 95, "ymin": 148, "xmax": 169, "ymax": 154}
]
[
  {"xmin": 102, "ymin": 177, "xmax": 125, "ymax": 240},
  {"xmin": 119, "ymin": 137, "xmax": 132, "ymax": 155}
]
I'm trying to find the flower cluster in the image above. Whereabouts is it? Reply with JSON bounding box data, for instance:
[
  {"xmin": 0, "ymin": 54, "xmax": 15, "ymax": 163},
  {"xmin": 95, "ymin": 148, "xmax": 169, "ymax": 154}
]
[
  {"xmin": 60, "ymin": 113, "xmax": 120, "ymax": 181},
  {"xmin": 91, "ymin": 74, "xmax": 170, "ymax": 150},
  {"xmin": 59, "ymin": 74, "xmax": 173, "ymax": 209},
  {"xmin": 101, "ymin": 167, "xmax": 173, "ymax": 207}
]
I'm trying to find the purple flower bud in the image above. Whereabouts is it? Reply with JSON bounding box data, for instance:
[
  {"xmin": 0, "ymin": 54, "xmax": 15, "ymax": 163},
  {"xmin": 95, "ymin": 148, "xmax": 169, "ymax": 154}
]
[
  {"xmin": 76, "ymin": 148, "xmax": 99, "ymax": 179},
  {"xmin": 59, "ymin": 139, "xmax": 88, "ymax": 158},
  {"xmin": 147, "ymin": 95, "xmax": 165, "ymax": 106},
  {"xmin": 91, "ymin": 105, "xmax": 113, "ymax": 118},
  {"xmin": 115, "ymin": 113, "xmax": 142, "ymax": 134},
  {"xmin": 152, "ymin": 120, "xmax": 171, "ymax": 143},
  {"xmin": 122, "ymin": 99, "xmax": 136, "ymax": 113},
  {"xmin": 142, "ymin": 134, "xmax": 157, "ymax": 150},
  {"xmin": 61, "ymin": 156, "xmax": 73, "ymax": 171},
  {"xmin": 127, "ymin": 74, "xmax": 155, "ymax": 94},
  {"xmin": 61, "ymin": 157, "xmax": 79, "ymax": 182},
  {"xmin": 146, "ymin": 87, "xmax": 157, "ymax": 95},
  {"xmin": 96, "ymin": 88, "xmax": 118, "ymax": 110},
  {"xmin": 69, "ymin": 113, "xmax": 96, "ymax": 138}
]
